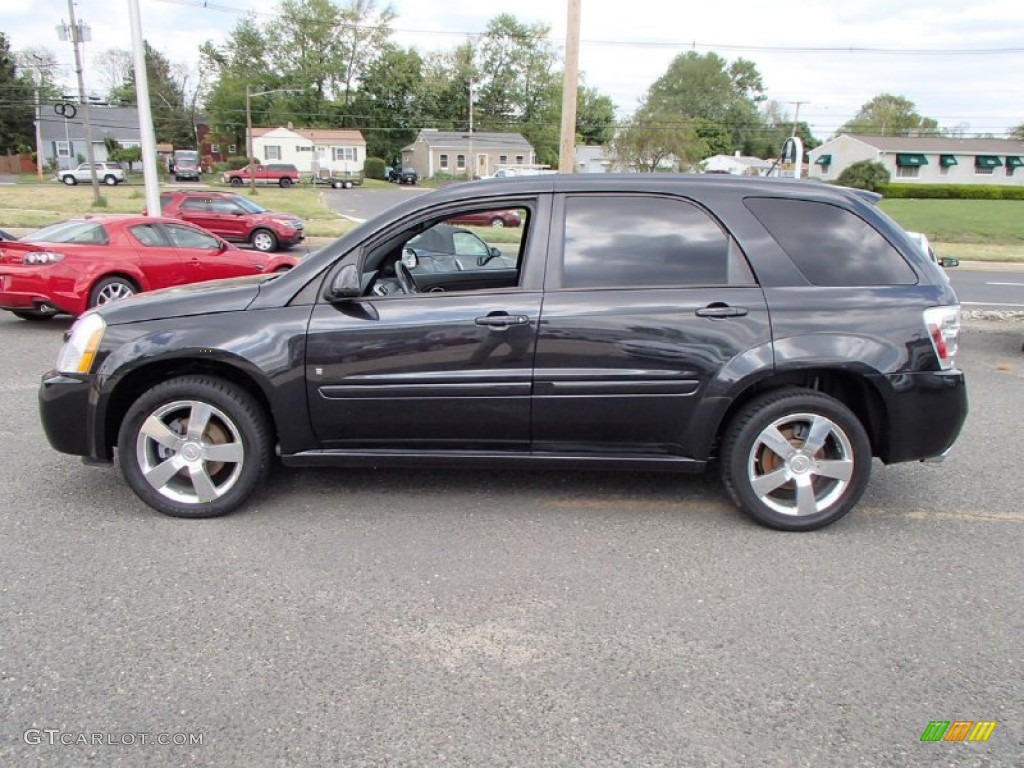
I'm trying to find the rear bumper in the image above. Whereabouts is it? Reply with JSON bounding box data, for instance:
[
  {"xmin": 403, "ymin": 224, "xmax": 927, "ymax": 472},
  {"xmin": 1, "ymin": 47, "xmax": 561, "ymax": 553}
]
[
  {"xmin": 0, "ymin": 269, "xmax": 82, "ymax": 315},
  {"xmin": 878, "ymin": 369, "xmax": 968, "ymax": 463}
]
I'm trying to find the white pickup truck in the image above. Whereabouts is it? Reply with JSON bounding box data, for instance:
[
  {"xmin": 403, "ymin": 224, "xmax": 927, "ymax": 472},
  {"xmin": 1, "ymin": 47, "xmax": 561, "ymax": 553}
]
[{"xmin": 57, "ymin": 162, "xmax": 126, "ymax": 186}]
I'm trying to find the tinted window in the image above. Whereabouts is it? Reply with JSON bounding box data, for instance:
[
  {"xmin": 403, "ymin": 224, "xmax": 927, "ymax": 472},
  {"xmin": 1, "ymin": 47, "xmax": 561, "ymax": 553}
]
[
  {"xmin": 163, "ymin": 224, "xmax": 219, "ymax": 250},
  {"xmin": 180, "ymin": 197, "xmax": 210, "ymax": 212},
  {"xmin": 562, "ymin": 195, "xmax": 731, "ymax": 289},
  {"xmin": 27, "ymin": 221, "xmax": 109, "ymax": 245},
  {"xmin": 128, "ymin": 224, "xmax": 168, "ymax": 247},
  {"xmin": 744, "ymin": 198, "xmax": 916, "ymax": 286}
]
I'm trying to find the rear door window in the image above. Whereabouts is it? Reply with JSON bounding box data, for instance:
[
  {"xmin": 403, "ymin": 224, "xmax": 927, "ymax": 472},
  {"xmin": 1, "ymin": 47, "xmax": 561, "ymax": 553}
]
[
  {"xmin": 560, "ymin": 195, "xmax": 747, "ymax": 289},
  {"xmin": 744, "ymin": 198, "xmax": 916, "ymax": 286}
]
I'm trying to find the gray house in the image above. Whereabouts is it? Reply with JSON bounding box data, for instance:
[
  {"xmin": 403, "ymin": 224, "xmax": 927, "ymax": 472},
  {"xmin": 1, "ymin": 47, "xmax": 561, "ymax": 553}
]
[
  {"xmin": 808, "ymin": 134, "xmax": 1024, "ymax": 186},
  {"xmin": 401, "ymin": 129, "xmax": 537, "ymax": 179},
  {"xmin": 39, "ymin": 105, "xmax": 141, "ymax": 170}
]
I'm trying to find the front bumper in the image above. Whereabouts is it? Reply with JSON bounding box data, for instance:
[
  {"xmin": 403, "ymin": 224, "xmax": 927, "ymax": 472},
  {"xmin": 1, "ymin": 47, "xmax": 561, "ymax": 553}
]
[{"xmin": 39, "ymin": 371, "xmax": 102, "ymax": 459}]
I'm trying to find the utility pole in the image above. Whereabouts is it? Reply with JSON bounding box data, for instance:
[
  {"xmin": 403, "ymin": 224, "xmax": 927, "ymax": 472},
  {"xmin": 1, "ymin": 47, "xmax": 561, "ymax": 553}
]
[
  {"xmin": 787, "ymin": 100, "xmax": 809, "ymax": 139},
  {"xmin": 557, "ymin": 0, "xmax": 581, "ymax": 173},
  {"xmin": 58, "ymin": 1, "xmax": 101, "ymax": 204},
  {"xmin": 467, "ymin": 80, "xmax": 474, "ymax": 180},
  {"xmin": 30, "ymin": 55, "xmax": 45, "ymax": 183}
]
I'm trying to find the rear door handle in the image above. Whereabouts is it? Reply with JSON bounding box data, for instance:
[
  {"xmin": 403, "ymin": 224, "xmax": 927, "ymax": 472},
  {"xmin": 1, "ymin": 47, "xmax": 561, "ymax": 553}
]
[
  {"xmin": 695, "ymin": 304, "xmax": 748, "ymax": 318},
  {"xmin": 475, "ymin": 314, "xmax": 530, "ymax": 327}
]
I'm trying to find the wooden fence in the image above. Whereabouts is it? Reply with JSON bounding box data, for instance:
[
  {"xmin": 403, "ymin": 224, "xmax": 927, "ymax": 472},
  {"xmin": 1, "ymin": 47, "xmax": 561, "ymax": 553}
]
[{"xmin": 0, "ymin": 154, "xmax": 36, "ymax": 174}]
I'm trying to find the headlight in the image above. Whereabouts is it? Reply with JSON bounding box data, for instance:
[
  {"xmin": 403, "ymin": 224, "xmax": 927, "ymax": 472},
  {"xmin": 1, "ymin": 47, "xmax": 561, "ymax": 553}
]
[
  {"xmin": 23, "ymin": 251, "xmax": 64, "ymax": 265},
  {"xmin": 56, "ymin": 312, "xmax": 106, "ymax": 374}
]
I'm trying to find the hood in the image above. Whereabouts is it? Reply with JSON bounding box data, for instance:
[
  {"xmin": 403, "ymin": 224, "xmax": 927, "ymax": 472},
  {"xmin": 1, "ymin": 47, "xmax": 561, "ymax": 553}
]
[{"xmin": 97, "ymin": 274, "xmax": 273, "ymax": 325}]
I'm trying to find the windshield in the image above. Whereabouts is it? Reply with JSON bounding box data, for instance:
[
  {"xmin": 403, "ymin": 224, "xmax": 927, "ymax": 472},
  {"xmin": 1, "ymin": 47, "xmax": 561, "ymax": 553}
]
[{"xmin": 230, "ymin": 196, "xmax": 268, "ymax": 214}]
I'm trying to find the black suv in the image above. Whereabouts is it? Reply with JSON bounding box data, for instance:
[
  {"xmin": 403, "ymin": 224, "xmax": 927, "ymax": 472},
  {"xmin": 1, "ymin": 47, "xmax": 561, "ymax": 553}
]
[
  {"xmin": 39, "ymin": 175, "xmax": 967, "ymax": 530},
  {"xmin": 389, "ymin": 166, "xmax": 418, "ymax": 184}
]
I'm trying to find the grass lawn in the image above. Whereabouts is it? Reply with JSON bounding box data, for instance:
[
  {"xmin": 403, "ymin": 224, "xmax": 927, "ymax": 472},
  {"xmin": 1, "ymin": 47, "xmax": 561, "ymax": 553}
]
[
  {"xmin": 0, "ymin": 183, "xmax": 354, "ymax": 237},
  {"xmin": 879, "ymin": 199, "xmax": 1024, "ymax": 244}
]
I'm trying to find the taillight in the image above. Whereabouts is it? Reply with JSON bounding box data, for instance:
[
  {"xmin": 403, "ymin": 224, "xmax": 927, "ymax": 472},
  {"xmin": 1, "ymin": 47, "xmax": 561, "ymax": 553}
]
[
  {"xmin": 23, "ymin": 251, "xmax": 65, "ymax": 265},
  {"xmin": 923, "ymin": 306, "xmax": 961, "ymax": 370}
]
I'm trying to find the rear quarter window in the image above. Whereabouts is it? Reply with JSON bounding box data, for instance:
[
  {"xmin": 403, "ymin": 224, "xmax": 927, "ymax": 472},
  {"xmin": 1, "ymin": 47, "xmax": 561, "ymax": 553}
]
[{"xmin": 744, "ymin": 197, "xmax": 916, "ymax": 286}]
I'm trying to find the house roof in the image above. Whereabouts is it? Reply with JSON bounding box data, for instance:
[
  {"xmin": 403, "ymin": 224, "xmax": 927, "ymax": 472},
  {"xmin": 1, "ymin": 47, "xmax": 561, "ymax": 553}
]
[
  {"xmin": 405, "ymin": 130, "xmax": 534, "ymax": 152},
  {"xmin": 826, "ymin": 134, "xmax": 1024, "ymax": 155},
  {"xmin": 39, "ymin": 105, "xmax": 142, "ymax": 142},
  {"xmin": 251, "ymin": 126, "xmax": 365, "ymax": 144}
]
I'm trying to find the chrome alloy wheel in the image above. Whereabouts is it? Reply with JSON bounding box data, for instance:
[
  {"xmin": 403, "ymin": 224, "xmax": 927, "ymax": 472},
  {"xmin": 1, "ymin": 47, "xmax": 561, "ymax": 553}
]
[
  {"xmin": 136, "ymin": 400, "xmax": 245, "ymax": 505},
  {"xmin": 746, "ymin": 412, "xmax": 855, "ymax": 517},
  {"xmin": 252, "ymin": 231, "xmax": 275, "ymax": 252},
  {"xmin": 95, "ymin": 281, "xmax": 134, "ymax": 304}
]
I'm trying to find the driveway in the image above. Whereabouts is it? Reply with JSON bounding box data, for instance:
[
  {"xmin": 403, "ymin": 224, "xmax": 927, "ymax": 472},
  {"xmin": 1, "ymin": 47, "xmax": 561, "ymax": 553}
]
[{"xmin": 322, "ymin": 184, "xmax": 429, "ymax": 222}]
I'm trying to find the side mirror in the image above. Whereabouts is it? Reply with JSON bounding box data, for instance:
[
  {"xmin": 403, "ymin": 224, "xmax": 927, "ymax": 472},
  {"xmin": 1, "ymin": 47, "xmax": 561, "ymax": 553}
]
[
  {"xmin": 325, "ymin": 264, "xmax": 361, "ymax": 302},
  {"xmin": 489, "ymin": 246, "xmax": 501, "ymax": 258},
  {"xmin": 477, "ymin": 248, "xmax": 502, "ymax": 267},
  {"xmin": 939, "ymin": 257, "xmax": 959, "ymax": 268},
  {"xmin": 401, "ymin": 248, "xmax": 419, "ymax": 269}
]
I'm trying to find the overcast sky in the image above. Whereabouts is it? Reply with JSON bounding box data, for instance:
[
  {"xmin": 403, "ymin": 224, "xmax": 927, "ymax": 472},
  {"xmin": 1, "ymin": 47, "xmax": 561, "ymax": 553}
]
[{"xmin": 6, "ymin": 0, "xmax": 1024, "ymax": 139}]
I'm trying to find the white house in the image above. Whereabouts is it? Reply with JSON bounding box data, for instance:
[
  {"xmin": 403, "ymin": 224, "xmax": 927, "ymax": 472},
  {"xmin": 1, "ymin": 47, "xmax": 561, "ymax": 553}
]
[
  {"xmin": 250, "ymin": 126, "xmax": 366, "ymax": 176},
  {"xmin": 701, "ymin": 152, "xmax": 774, "ymax": 176},
  {"xmin": 808, "ymin": 134, "xmax": 1024, "ymax": 186}
]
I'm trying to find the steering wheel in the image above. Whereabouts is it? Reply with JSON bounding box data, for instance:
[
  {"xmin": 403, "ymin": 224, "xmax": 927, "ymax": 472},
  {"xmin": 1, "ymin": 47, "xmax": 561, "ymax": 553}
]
[{"xmin": 395, "ymin": 259, "xmax": 419, "ymax": 294}]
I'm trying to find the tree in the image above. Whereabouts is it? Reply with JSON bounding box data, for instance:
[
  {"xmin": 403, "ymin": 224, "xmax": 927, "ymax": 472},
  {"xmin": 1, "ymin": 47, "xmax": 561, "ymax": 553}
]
[
  {"xmin": 0, "ymin": 32, "xmax": 35, "ymax": 153},
  {"xmin": 94, "ymin": 49, "xmax": 134, "ymax": 103},
  {"xmin": 347, "ymin": 45, "xmax": 424, "ymax": 161},
  {"xmin": 266, "ymin": 0, "xmax": 344, "ymax": 122},
  {"xmin": 335, "ymin": 0, "xmax": 396, "ymax": 107},
  {"xmin": 14, "ymin": 47, "xmax": 62, "ymax": 103},
  {"xmin": 1010, "ymin": 123, "xmax": 1024, "ymax": 140},
  {"xmin": 838, "ymin": 94, "xmax": 939, "ymax": 137},
  {"xmin": 612, "ymin": 108, "xmax": 708, "ymax": 172},
  {"xmin": 836, "ymin": 160, "xmax": 890, "ymax": 192},
  {"xmin": 639, "ymin": 51, "xmax": 767, "ymax": 154},
  {"xmin": 111, "ymin": 42, "xmax": 193, "ymax": 146}
]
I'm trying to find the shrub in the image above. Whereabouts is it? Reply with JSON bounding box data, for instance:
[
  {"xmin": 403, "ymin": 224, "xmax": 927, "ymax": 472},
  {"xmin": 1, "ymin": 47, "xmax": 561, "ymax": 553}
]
[
  {"xmin": 364, "ymin": 156, "xmax": 386, "ymax": 180},
  {"xmin": 836, "ymin": 160, "xmax": 891, "ymax": 192},
  {"xmin": 878, "ymin": 183, "xmax": 1024, "ymax": 200},
  {"xmin": 226, "ymin": 157, "xmax": 250, "ymax": 170}
]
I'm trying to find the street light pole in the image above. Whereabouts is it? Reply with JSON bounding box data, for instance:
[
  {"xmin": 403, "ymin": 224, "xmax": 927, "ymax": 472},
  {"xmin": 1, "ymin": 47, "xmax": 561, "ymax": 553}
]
[{"xmin": 467, "ymin": 80, "xmax": 474, "ymax": 180}]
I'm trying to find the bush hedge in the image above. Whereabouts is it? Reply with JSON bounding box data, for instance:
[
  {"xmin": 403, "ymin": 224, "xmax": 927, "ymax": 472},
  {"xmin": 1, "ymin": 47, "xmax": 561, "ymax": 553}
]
[
  {"xmin": 878, "ymin": 183, "xmax": 1024, "ymax": 200},
  {"xmin": 226, "ymin": 157, "xmax": 250, "ymax": 170},
  {"xmin": 364, "ymin": 157, "xmax": 386, "ymax": 180}
]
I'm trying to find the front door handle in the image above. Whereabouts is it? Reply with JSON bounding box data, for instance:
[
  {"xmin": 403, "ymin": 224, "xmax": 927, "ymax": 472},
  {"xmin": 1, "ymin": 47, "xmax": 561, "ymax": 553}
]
[
  {"xmin": 695, "ymin": 304, "xmax": 748, "ymax": 318},
  {"xmin": 475, "ymin": 314, "xmax": 530, "ymax": 327}
]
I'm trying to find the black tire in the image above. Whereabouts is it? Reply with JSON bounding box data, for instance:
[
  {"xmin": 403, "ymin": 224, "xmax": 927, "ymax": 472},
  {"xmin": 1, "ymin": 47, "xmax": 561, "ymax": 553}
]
[
  {"xmin": 719, "ymin": 389, "xmax": 871, "ymax": 531},
  {"xmin": 273, "ymin": 265, "xmax": 291, "ymax": 274},
  {"xmin": 88, "ymin": 276, "xmax": 137, "ymax": 308},
  {"xmin": 279, "ymin": 177, "xmax": 292, "ymax": 188},
  {"xmin": 229, "ymin": 177, "xmax": 243, "ymax": 187},
  {"xmin": 250, "ymin": 228, "xmax": 278, "ymax": 253},
  {"xmin": 103, "ymin": 175, "xmax": 118, "ymax": 186},
  {"xmin": 12, "ymin": 309, "xmax": 56, "ymax": 321},
  {"xmin": 116, "ymin": 375, "xmax": 273, "ymax": 518},
  {"xmin": 62, "ymin": 175, "xmax": 77, "ymax": 186}
]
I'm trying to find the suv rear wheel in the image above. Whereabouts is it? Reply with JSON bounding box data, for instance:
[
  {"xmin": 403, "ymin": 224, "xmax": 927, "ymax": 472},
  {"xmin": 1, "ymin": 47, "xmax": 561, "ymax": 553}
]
[
  {"xmin": 279, "ymin": 177, "xmax": 292, "ymax": 188},
  {"xmin": 720, "ymin": 390, "xmax": 871, "ymax": 531},
  {"xmin": 103, "ymin": 175, "xmax": 118, "ymax": 186},
  {"xmin": 62, "ymin": 175, "xmax": 77, "ymax": 186}
]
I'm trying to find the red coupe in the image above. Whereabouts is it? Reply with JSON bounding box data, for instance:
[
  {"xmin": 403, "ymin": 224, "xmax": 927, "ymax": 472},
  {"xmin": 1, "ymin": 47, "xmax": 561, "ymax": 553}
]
[{"xmin": 0, "ymin": 215, "xmax": 298, "ymax": 320}]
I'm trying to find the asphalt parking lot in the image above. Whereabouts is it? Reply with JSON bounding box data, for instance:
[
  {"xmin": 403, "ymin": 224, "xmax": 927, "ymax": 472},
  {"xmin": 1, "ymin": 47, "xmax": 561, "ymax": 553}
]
[{"xmin": 0, "ymin": 313, "xmax": 1021, "ymax": 767}]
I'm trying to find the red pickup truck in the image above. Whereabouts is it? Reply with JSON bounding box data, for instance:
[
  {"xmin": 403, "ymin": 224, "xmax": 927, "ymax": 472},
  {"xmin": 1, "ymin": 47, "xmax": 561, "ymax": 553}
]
[{"xmin": 222, "ymin": 163, "xmax": 299, "ymax": 188}]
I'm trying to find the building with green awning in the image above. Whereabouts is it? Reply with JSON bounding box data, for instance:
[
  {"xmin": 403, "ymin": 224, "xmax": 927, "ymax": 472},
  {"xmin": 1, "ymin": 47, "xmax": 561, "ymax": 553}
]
[{"xmin": 807, "ymin": 134, "xmax": 1024, "ymax": 186}]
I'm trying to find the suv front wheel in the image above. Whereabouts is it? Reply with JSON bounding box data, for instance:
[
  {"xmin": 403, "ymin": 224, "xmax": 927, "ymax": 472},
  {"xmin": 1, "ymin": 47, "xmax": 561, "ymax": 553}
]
[
  {"xmin": 720, "ymin": 390, "xmax": 871, "ymax": 531},
  {"xmin": 250, "ymin": 228, "xmax": 278, "ymax": 252}
]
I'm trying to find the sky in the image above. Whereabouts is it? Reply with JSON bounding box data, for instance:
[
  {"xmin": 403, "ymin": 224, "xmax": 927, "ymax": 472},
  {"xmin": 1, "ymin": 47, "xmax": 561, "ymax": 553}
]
[{"xmin": 5, "ymin": 0, "xmax": 1024, "ymax": 140}]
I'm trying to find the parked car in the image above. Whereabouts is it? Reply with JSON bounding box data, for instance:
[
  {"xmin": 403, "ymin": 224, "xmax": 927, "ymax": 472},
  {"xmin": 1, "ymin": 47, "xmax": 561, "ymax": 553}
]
[
  {"xmin": 0, "ymin": 215, "xmax": 297, "ymax": 320},
  {"xmin": 222, "ymin": 163, "xmax": 299, "ymax": 188},
  {"xmin": 157, "ymin": 190, "xmax": 305, "ymax": 252},
  {"xmin": 57, "ymin": 162, "xmax": 125, "ymax": 187},
  {"xmin": 170, "ymin": 149, "xmax": 201, "ymax": 181},
  {"xmin": 388, "ymin": 167, "xmax": 418, "ymax": 185},
  {"xmin": 38, "ymin": 175, "xmax": 967, "ymax": 531},
  {"xmin": 448, "ymin": 208, "xmax": 522, "ymax": 228}
]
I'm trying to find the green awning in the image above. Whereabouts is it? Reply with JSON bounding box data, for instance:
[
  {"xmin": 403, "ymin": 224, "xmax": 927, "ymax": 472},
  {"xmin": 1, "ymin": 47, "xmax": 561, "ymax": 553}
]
[
  {"xmin": 975, "ymin": 155, "xmax": 1002, "ymax": 168},
  {"xmin": 896, "ymin": 153, "xmax": 928, "ymax": 167},
  {"xmin": 814, "ymin": 154, "xmax": 831, "ymax": 166},
  {"xmin": 1006, "ymin": 156, "xmax": 1024, "ymax": 168},
  {"xmin": 939, "ymin": 154, "xmax": 958, "ymax": 167}
]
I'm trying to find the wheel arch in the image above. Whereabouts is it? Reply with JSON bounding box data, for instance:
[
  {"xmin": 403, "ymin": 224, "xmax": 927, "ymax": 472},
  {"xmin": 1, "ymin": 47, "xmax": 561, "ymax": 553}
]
[
  {"xmin": 102, "ymin": 358, "xmax": 278, "ymax": 462},
  {"xmin": 707, "ymin": 367, "xmax": 890, "ymax": 462},
  {"xmin": 87, "ymin": 271, "xmax": 146, "ymax": 300}
]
